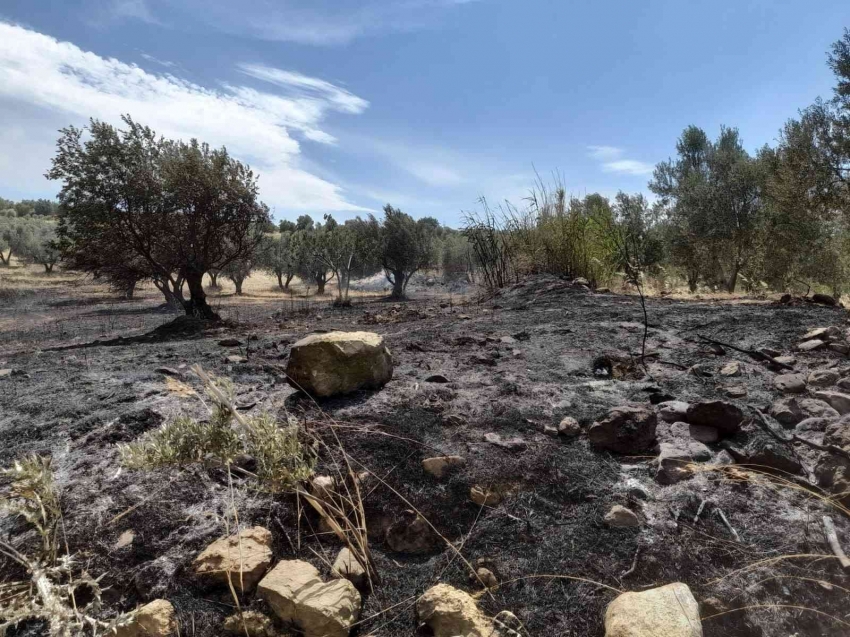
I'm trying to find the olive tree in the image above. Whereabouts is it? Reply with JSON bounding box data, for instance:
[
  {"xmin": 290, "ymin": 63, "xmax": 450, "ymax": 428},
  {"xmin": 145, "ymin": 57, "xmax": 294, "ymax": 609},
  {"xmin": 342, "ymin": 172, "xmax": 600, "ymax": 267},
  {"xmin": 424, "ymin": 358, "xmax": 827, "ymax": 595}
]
[
  {"xmin": 379, "ymin": 204, "xmax": 437, "ymax": 299},
  {"xmin": 49, "ymin": 116, "xmax": 269, "ymax": 319}
]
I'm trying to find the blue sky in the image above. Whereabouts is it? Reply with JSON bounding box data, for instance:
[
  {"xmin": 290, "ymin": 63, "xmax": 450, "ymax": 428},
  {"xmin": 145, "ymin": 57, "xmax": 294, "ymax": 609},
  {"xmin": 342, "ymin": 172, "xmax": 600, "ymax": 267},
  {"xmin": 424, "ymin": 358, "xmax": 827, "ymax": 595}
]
[{"xmin": 0, "ymin": 0, "xmax": 848, "ymax": 225}]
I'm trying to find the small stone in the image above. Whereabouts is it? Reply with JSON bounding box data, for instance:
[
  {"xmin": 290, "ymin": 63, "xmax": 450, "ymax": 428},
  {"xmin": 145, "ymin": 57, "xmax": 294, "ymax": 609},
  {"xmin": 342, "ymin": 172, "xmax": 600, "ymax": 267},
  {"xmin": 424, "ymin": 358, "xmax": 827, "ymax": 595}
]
[
  {"xmin": 803, "ymin": 327, "xmax": 830, "ymax": 340},
  {"xmin": 425, "ymin": 374, "xmax": 450, "ymax": 383},
  {"xmin": 310, "ymin": 475, "xmax": 336, "ymax": 501},
  {"xmin": 604, "ymin": 504, "xmax": 640, "ymax": 528},
  {"xmin": 605, "ymin": 583, "xmax": 701, "ymax": 637},
  {"xmin": 656, "ymin": 441, "xmax": 712, "ymax": 484},
  {"xmin": 774, "ymin": 355, "xmax": 797, "ymax": 366},
  {"xmin": 219, "ymin": 338, "xmax": 243, "ymax": 347},
  {"xmin": 588, "ymin": 406, "xmax": 658, "ymax": 453},
  {"xmin": 808, "ymin": 370, "xmax": 840, "ymax": 387},
  {"xmin": 192, "ymin": 526, "xmax": 273, "ymax": 593},
  {"xmin": 725, "ymin": 386, "xmax": 747, "ymax": 398},
  {"xmin": 332, "ymin": 547, "xmax": 367, "ymax": 589},
  {"xmin": 475, "ymin": 567, "xmax": 498, "ymax": 589},
  {"xmin": 499, "ymin": 335, "xmax": 517, "ymax": 344},
  {"xmin": 558, "ymin": 416, "xmax": 581, "ymax": 436},
  {"xmin": 470, "ymin": 485, "xmax": 501, "ymax": 507},
  {"xmin": 719, "ymin": 361, "xmax": 741, "ymax": 377},
  {"xmin": 814, "ymin": 391, "xmax": 850, "ymax": 415},
  {"xmin": 797, "ymin": 398, "xmax": 840, "ymax": 421},
  {"xmin": 114, "ymin": 529, "xmax": 135, "ymax": 550},
  {"xmin": 657, "ymin": 401, "xmax": 689, "ymax": 423},
  {"xmin": 115, "ymin": 599, "xmax": 177, "ymax": 637},
  {"xmin": 416, "ymin": 584, "xmax": 496, "ymax": 637},
  {"xmin": 225, "ymin": 354, "xmax": 247, "ymax": 364},
  {"xmin": 770, "ymin": 399, "xmax": 803, "ymax": 427},
  {"xmin": 0, "ymin": 369, "xmax": 12, "ymax": 379},
  {"xmin": 422, "ymin": 455, "xmax": 466, "ymax": 478},
  {"xmin": 830, "ymin": 343, "xmax": 850, "ymax": 355},
  {"xmin": 543, "ymin": 422, "xmax": 559, "ymax": 436},
  {"xmin": 687, "ymin": 423, "xmax": 719, "ymax": 443},
  {"xmin": 483, "ymin": 432, "xmax": 527, "ymax": 452},
  {"xmin": 773, "ymin": 373, "xmax": 807, "ymax": 394},
  {"xmin": 798, "ymin": 339, "xmax": 826, "ymax": 352},
  {"xmin": 686, "ymin": 401, "xmax": 744, "ymax": 435},
  {"xmin": 257, "ymin": 560, "xmax": 360, "ymax": 637},
  {"xmin": 714, "ymin": 450, "xmax": 736, "ymax": 466},
  {"xmin": 223, "ymin": 610, "xmax": 278, "ymax": 636}
]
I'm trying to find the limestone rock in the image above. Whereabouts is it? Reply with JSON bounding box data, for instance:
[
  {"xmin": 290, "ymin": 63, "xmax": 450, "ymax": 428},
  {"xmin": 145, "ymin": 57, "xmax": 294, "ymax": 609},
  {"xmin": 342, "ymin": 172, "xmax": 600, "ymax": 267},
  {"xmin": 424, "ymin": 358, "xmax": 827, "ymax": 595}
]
[
  {"xmin": 470, "ymin": 485, "xmax": 501, "ymax": 507},
  {"xmin": 656, "ymin": 441, "xmax": 712, "ymax": 484},
  {"xmin": 475, "ymin": 567, "xmax": 499, "ymax": 589},
  {"xmin": 483, "ymin": 432, "xmax": 527, "ymax": 452},
  {"xmin": 774, "ymin": 355, "xmax": 797, "ymax": 366},
  {"xmin": 814, "ymin": 391, "xmax": 850, "ymax": 415},
  {"xmin": 604, "ymin": 582, "xmax": 702, "ymax": 637},
  {"xmin": 685, "ymin": 401, "xmax": 744, "ymax": 435},
  {"xmin": 285, "ymin": 331, "xmax": 393, "ymax": 398},
  {"xmin": 657, "ymin": 401, "xmax": 690, "ymax": 423},
  {"xmin": 588, "ymin": 406, "xmax": 657, "ymax": 454},
  {"xmin": 719, "ymin": 361, "xmax": 741, "ymax": 377},
  {"xmin": 115, "ymin": 599, "xmax": 178, "ymax": 637},
  {"xmin": 422, "ymin": 455, "xmax": 466, "ymax": 478},
  {"xmin": 773, "ymin": 373, "xmax": 807, "ymax": 394},
  {"xmin": 257, "ymin": 560, "xmax": 360, "ymax": 637},
  {"xmin": 808, "ymin": 369, "xmax": 840, "ymax": 387},
  {"xmin": 604, "ymin": 504, "xmax": 640, "ymax": 528},
  {"xmin": 558, "ymin": 416, "xmax": 581, "ymax": 436},
  {"xmin": 798, "ymin": 339, "xmax": 827, "ymax": 352},
  {"xmin": 193, "ymin": 526, "xmax": 273, "ymax": 593},
  {"xmin": 803, "ymin": 327, "xmax": 831, "ymax": 340},
  {"xmin": 385, "ymin": 510, "xmax": 439, "ymax": 554},
  {"xmin": 310, "ymin": 475, "xmax": 336, "ymax": 501},
  {"xmin": 332, "ymin": 547, "xmax": 367, "ymax": 589},
  {"xmin": 223, "ymin": 610, "xmax": 279, "ymax": 636},
  {"xmin": 416, "ymin": 584, "xmax": 495, "ymax": 637}
]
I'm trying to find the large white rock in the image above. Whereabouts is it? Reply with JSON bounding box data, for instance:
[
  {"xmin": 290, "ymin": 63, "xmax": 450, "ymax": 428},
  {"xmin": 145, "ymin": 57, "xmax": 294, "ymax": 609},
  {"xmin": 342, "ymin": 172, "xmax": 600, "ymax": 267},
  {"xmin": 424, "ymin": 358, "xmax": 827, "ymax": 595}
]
[
  {"xmin": 257, "ymin": 560, "xmax": 360, "ymax": 637},
  {"xmin": 605, "ymin": 582, "xmax": 702, "ymax": 637},
  {"xmin": 285, "ymin": 331, "xmax": 393, "ymax": 398},
  {"xmin": 416, "ymin": 583, "xmax": 496, "ymax": 637},
  {"xmin": 193, "ymin": 526, "xmax": 273, "ymax": 593}
]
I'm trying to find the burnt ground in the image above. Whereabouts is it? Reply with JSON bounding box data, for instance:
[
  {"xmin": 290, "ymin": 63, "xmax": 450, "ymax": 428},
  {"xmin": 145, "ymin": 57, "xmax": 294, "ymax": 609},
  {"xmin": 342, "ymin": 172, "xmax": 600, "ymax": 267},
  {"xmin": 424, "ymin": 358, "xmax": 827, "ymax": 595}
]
[{"xmin": 2, "ymin": 274, "xmax": 850, "ymax": 636}]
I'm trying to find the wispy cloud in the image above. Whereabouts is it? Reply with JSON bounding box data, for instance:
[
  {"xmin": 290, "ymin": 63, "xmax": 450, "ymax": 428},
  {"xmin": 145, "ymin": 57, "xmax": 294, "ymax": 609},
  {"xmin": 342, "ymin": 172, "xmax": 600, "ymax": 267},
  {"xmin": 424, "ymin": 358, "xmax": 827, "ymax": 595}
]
[
  {"xmin": 0, "ymin": 22, "xmax": 370, "ymax": 212},
  {"xmin": 110, "ymin": 0, "xmax": 159, "ymax": 24},
  {"xmin": 588, "ymin": 145, "xmax": 654, "ymax": 176},
  {"xmin": 146, "ymin": 0, "xmax": 483, "ymax": 46},
  {"xmin": 140, "ymin": 52, "xmax": 175, "ymax": 68}
]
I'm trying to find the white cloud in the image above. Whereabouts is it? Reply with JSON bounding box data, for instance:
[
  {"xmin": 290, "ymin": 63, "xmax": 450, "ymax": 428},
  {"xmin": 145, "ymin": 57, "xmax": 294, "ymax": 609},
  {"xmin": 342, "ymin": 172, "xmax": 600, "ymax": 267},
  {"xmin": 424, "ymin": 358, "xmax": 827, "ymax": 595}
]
[
  {"xmin": 0, "ymin": 22, "xmax": 370, "ymax": 212},
  {"xmin": 140, "ymin": 52, "xmax": 176, "ymax": 69},
  {"xmin": 588, "ymin": 145, "xmax": 653, "ymax": 176},
  {"xmin": 110, "ymin": 0, "xmax": 159, "ymax": 24}
]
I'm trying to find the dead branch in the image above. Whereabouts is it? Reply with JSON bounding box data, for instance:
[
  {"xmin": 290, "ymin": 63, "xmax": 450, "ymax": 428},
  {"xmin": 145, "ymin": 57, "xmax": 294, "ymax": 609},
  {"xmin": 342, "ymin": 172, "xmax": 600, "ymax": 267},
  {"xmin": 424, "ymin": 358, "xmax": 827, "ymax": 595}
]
[
  {"xmin": 715, "ymin": 507, "xmax": 741, "ymax": 542},
  {"xmin": 822, "ymin": 516, "xmax": 850, "ymax": 570},
  {"xmin": 696, "ymin": 335, "xmax": 794, "ymax": 371}
]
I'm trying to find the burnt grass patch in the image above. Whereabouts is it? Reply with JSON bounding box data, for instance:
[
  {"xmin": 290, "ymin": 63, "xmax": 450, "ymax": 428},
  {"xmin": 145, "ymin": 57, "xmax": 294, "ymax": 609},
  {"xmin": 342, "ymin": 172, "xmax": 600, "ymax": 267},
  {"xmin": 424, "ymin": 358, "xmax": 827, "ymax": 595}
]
[{"xmin": 2, "ymin": 275, "xmax": 850, "ymax": 636}]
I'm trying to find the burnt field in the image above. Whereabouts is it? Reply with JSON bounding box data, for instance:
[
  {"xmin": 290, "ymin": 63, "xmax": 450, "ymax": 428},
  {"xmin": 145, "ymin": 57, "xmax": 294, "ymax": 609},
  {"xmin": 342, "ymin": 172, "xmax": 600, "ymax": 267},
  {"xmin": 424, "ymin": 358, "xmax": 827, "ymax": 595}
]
[{"xmin": 2, "ymin": 274, "xmax": 850, "ymax": 636}]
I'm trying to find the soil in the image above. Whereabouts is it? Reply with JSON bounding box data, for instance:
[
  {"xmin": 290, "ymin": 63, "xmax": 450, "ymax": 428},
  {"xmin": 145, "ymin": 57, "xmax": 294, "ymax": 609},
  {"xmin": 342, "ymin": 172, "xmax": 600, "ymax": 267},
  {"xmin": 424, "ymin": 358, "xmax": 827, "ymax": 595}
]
[{"xmin": 2, "ymin": 274, "xmax": 850, "ymax": 636}]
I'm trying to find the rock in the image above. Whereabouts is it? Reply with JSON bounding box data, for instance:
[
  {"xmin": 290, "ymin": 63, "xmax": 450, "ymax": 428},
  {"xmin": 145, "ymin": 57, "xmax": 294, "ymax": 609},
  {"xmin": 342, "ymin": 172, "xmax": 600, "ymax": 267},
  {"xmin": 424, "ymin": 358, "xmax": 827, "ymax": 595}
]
[
  {"xmin": 725, "ymin": 386, "xmax": 747, "ymax": 398},
  {"xmin": 0, "ymin": 369, "xmax": 12, "ymax": 379},
  {"xmin": 795, "ymin": 417, "xmax": 832, "ymax": 432},
  {"xmin": 483, "ymin": 432, "xmax": 527, "ymax": 452},
  {"xmin": 425, "ymin": 374, "xmax": 450, "ymax": 383},
  {"xmin": 596, "ymin": 287, "xmax": 611, "ymax": 293},
  {"xmin": 713, "ymin": 450, "xmax": 736, "ymax": 466},
  {"xmin": 773, "ymin": 355, "xmax": 797, "ymax": 366},
  {"xmin": 815, "ymin": 454, "xmax": 850, "ymax": 505},
  {"xmin": 285, "ymin": 331, "xmax": 393, "ymax": 398},
  {"xmin": 332, "ymin": 547, "xmax": 367, "ymax": 589},
  {"xmin": 823, "ymin": 417, "xmax": 850, "ymax": 450},
  {"xmin": 604, "ymin": 504, "xmax": 640, "ymax": 527},
  {"xmin": 719, "ymin": 361, "xmax": 741, "ymax": 377},
  {"xmin": 798, "ymin": 339, "xmax": 826, "ymax": 352},
  {"xmin": 814, "ymin": 391, "xmax": 850, "ymax": 415},
  {"xmin": 470, "ymin": 485, "xmax": 501, "ymax": 507},
  {"xmin": 155, "ymin": 367, "xmax": 181, "ymax": 376},
  {"xmin": 573, "ymin": 277, "xmax": 590, "ymax": 286},
  {"xmin": 385, "ymin": 510, "xmax": 439, "ymax": 554},
  {"xmin": 759, "ymin": 347, "xmax": 781, "ymax": 358},
  {"xmin": 670, "ymin": 422, "xmax": 719, "ymax": 444},
  {"xmin": 797, "ymin": 398, "xmax": 840, "ymax": 421},
  {"xmin": 225, "ymin": 354, "xmax": 248, "ymax": 364},
  {"xmin": 803, "ymin": 327, "xmax": 831, "ymax": 340},
  {"xmin": 588, "ymin": 406, "xmax": 657, "ymax": 454},
  {"xmin": 558, "ymin": 416, "xmax": 581, "ymax": 436},
  {"xmin": 812, "ymin": 293, "xmax": 838, "ymax": 306},
  {"xmin": 422, "ymin": 455, "xmax": 466, "ymax": 478},
  {"xmin": 656, "ymin": 441, "xmax": 712, "ymax": 484},
  {"xmin": 499, "ymin": 335, "xmax": 517, "ymax": 344},
  {"xmin": 192, "ymin": 526, "xmax": 273, "ymax": 593},
  {"xmin": 685, "ymin": 401, "xmax": 744, "ymax": 436},
  {"xmin": 219, "ymin": 338, "xmax": 243, "ymax": 347},
  {"xmin": 475, "ymin": 567, "xmax": 499, "ymax": 589},
  {"xmin": 770, "ymin": 399, "xmax": 803, "ymax": 427},
  {"xmin": 543, "ymin": 422, "xmax": 559, "ymax": 436},
  {"xmin": 838, "ymin": 377, "xmax": 850, "ymax": 391},
  {"xmin": 223, "ymin": 610, "xmax": 279, "ymax": 636},
  {"xmin": 773, "ymin": 373, "xmax": 807, "ymax": 394},
  {"xmin": 604, "ymin": 582, "xmax": 702, "ymax": 637},
  {"xmin": 416, "ymin": 584, "xmax": 496, "ymax": 637},
  {"xmin": 257, "ymin": 560, "xmax": 360, "ymax": 637},
  {"xmin": 830, "ymin": 343, "xmax": 850, "ymax": 355},
  {"xmin": 115, "ymin": 599, "xmax": 178, "ymax": 637},
  {"xmin": 736, "ymin": 435, "xmax": 803, "ymax": 475},
  {"xmin": 657, "ymin": 401, "xmax": 689, "ymax": 423},
  {"xmin": 808, "ymin": 370, "xmax": 840, "ymax": 387},
  {"xmin": 114, "ymin": 529, "xmax": 135, "ymax": 550},
  {"xmin": 310, "ymin": 475, "xmax": 336, "ymax": 501}
]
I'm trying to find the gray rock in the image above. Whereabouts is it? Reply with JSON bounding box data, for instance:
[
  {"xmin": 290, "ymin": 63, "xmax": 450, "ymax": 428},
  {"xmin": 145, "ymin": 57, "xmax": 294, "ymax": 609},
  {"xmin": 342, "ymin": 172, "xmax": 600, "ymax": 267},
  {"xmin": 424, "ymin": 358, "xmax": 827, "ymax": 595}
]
[
  {"xmin": 814, "ymin": 391, "xmax": 850, "ymax": 415},
  {"xmin": 604, "ymin": 504, "xmax": 640, "ymax": 528},
  {"xmin": 797, "ymin": 398, "xmax": 840, "ymax": 421},
  {"xmin": 385, "ymin": 510, "xmax": 439, "ymax": 554},
  {"xmin": 656, "ymin": 441, "xmax": 712, "ymax": 484},
  {"xmin": 686, "ymin": 401, "xmax": 745, "ymax": 435},
  {"xmin": 604, "ymin": 583, "xmax": 701, "ymax": 637},
  {"xmin": 808, "ymin": 370, "xmax": 840, "ymax": 387},
  {"xmin": 657, "ymin": 401, "xmax": 690, "ymax": 423},
  {"xmin": 483, "ymin": 432, "xmax": 527, "ymax": 452},
  {"xmin": 588, "ymin": 406, "xmax": 657, "ymax": 454},
  {"xmin": 332, "ymin": 547, "xmax": 367, "ymax": 589},
  {"xmin": 798, "ymin": 339, "xmax": 827, "ymax": 352},
  {"xmin": 770, "ymin": 399, "xmax": 803, "ymax": 427},
  {"xmin": 773, "ymin": 373, "xmax": 807, "ymax": 394},
  {"xmin": 558, "ymin": 416, "xmax": 581, "ymax": 436}
]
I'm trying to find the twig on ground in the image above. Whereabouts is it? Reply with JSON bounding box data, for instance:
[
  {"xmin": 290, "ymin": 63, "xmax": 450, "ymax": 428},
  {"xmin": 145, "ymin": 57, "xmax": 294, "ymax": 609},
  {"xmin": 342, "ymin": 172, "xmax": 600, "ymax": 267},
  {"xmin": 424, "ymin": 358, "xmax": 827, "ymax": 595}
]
[
  {"xmin": 620, "ymin": 544, "xmax": 641, "ymax": 579},
  {"xmin": 822, "ymin": 516, "xmax": 850, "ymax": 570},
  {"xmin": 693, "ymin": 499, "xmax": 707, "ymax": 524},
  {"xmin": 696, "ymin": 334, "xmax": 794, "ymax": 371},
  {"xmin": 715, "ymin": 507, "xmax": 741, "ymax": 542}
]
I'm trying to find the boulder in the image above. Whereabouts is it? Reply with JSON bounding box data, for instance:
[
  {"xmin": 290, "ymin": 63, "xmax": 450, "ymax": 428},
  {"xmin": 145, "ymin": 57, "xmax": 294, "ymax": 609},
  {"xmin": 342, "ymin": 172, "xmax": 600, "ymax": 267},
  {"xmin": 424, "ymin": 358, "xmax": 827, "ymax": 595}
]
[
  {"xmin": 285, "ymin": 331, "xmax": 393, "ymax": 398},
  {"xmin": 558, "ymin": 416, "xmax": 581, "ymax": 436},
  {"xmin": 422, "ymin": 455, "xmax": 466, "ymax": 478},
  {"xmin": 257, "ymin": 560, "xmax": 360, "ymax": 637},
  {"xmin": 657, "ymin": 401, "xmax": 690, "ymax": 423},
  {"xmin": 115, "ymin": 599, "xmax": 178, "ymax": 637},
  {"xmin": 797, "ymin": 398, "xmax": 840, "ymax": 421},
  {"xmin": 192, "ymin": 526, "xmax": 273, "ymax": 593},
  {"xmin": 588, "ymin": 406, "xmax": 657, "ymax": 454},
  {"xmin": 685, "ymin": 401, "xmax": 744, "ymax": 435},
  {"xmin": 656, "ymin": 441, "xmax": 712, "ymax": 484},
  {"xmin": 808, "ymin": 370, "xmax": 840, "ymax": 387},
  {"xmin": 733, "ymin": 434, "xmax": 803, "ymax": 475},
  {"xmin": 770, "ymin": 399, "xmax": 803, "ymax": 427},
  {"xmin": 604, "ymin": 505, "xmax": 640, "ymax": 528},
  {"xmin": 814, "ymin": 391, "xmax": 850, "ymax": 415},
  {"xmin": 331, "ymin": 547, "xmax": 367, "ymax": 589},
  {"xmin": 604, "ymin": 582, "xmax": 702, "ymax": 637},
  {"xmin": 385, "ymin": 510, "xmax": 439, "ymax": 554},
  {"xmin": 773, "ymin": 374, "xmax": 807, "ymax": 394},
  {"xmin": 416, "ymin": 584, "xmax": 495, "ymax": 637}
]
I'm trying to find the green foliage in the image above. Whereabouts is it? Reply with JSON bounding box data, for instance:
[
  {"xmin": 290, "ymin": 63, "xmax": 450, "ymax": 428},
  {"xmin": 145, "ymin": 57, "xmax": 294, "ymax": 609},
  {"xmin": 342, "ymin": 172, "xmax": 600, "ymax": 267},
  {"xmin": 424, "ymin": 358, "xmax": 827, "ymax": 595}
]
[
  {"xmin": 379, "ymin": 204, "xmax": 438, "ymax": 298},
  {"xmin": 1, "ymin": 455, "xmax": 62, "ymax": 564},
  {"xmin": 120, "ymin": 372, "xmax": 316, "ymax": 493}
]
